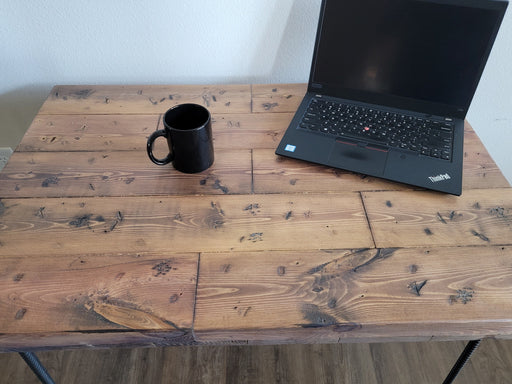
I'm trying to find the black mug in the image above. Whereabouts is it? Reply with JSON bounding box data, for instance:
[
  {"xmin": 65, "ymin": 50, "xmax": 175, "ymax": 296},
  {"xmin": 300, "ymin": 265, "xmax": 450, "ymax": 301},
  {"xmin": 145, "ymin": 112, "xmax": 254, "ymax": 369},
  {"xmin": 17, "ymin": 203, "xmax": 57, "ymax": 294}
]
[{"xmin": 147, "ymin": 103, "xmax": 214, "ymax": 173}]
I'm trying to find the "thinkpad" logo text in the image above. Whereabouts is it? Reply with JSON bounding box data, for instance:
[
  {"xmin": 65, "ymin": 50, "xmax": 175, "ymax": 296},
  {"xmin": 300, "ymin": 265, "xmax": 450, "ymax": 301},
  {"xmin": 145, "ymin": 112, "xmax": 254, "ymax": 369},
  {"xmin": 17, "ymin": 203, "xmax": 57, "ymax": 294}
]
[{"xmin": 429, "ymin": 173, "xmax": 451, "ymax": 183}]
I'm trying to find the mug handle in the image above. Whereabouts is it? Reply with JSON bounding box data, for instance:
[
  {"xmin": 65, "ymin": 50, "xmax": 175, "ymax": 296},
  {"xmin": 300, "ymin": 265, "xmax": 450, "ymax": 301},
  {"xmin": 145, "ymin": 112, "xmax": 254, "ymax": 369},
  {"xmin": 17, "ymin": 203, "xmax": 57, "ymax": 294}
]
[{"xmin": 146, "ymin": 130, "xmax": 174, "ymax": 165}]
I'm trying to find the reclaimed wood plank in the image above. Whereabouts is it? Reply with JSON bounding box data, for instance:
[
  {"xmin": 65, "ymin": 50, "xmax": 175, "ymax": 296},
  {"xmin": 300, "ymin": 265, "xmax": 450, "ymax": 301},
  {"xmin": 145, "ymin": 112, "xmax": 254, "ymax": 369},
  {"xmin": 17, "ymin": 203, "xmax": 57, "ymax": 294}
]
[
  {"xmin": 462, "ymin": 126, "xmax": 510, "ymax": 189},
  {"xmin": 0, "ymin": 149, "xmax": 252, "ymax": 198},
  {"xmin": 2, "ymin": 82, "xmax": 512, "ymax": 351},
  {"xmin": 250, "ymin": 88, "xmax": 510, "ymax": 190},
  {"xmin": 17, "ymin": 115, "xmax": 160, "ymax": 152},
  {"xmin": 11, "ymin": 127, "xmax": 506, "ymax": 198},
  {"xmin": 38, "ymin": 85, "xmax": 251, "ymax": 115},
  {"xmin": 252, "ymin": 84, "xmax": 306, "ymax": 113},
  {"xmin": 0, "ymin": 194, "xmax": 373, "ymax": 256},
  {"xmin": 253, "ymin": 149, "xmax": 411, "ymax": 193},
  {"xmin": 253, "ymin": 146, "xmax": 508, "ymax": 194},
  {"xmin": 212, "ymin": 112, "xmax": 291, "ymax": 149},
  {"xmin": 17, "ymin": 113, "xmax": 293, "ymax": 152},
  {"xmin": 362, "ymin": 188, "xmax": 512, "ymax": 248},
  {"xmin": 253, "ymin": 122, "xmax": 509, "ymax": 193},
  {"xmin": 194, "ymin": 246, "xmax": 512, "ymax": 343},
  {"xmin": 0, "ymin": 252, "xmax": 198, "ymax": 335},
  {"xmin": 0, "ymin": 330, "xmax": 194, "ymax": 353}
]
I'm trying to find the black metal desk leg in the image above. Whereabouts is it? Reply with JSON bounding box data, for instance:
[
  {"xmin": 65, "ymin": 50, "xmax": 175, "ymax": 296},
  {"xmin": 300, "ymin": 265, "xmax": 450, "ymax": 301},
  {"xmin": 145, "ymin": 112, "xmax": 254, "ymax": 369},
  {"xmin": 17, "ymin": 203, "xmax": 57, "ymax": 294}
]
[
  {"xmin": 19, "ymin": 352, "xmax": 56, "ymax": 384},
  {"xmin": 442, "ymin": 339, "xmax": 481, "ymax": 384}
]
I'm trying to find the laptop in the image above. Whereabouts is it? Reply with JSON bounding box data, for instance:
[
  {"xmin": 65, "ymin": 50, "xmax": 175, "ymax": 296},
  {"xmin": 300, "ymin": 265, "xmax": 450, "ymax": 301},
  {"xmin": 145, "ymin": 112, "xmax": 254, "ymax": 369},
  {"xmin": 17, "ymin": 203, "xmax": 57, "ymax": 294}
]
[{"xmin": 276, "ymin": 0, "xmax": 508, "ymax": 195}]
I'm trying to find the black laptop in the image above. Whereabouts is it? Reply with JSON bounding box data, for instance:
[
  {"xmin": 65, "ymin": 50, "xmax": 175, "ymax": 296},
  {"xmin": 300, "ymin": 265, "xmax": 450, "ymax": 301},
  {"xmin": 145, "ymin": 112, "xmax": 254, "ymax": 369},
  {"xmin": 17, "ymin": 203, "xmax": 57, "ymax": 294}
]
[{"xmin": 276, "ymin": 0, "xmax": 508, "ymax": 195}]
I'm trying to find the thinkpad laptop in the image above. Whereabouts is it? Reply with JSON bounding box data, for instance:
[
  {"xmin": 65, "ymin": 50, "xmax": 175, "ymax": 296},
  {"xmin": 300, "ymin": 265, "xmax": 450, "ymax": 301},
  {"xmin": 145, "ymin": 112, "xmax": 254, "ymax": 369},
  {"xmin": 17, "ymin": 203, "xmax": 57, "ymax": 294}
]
[{"xmin": 276, "ymin": 0, "xmax": 507, "ymax": 195}]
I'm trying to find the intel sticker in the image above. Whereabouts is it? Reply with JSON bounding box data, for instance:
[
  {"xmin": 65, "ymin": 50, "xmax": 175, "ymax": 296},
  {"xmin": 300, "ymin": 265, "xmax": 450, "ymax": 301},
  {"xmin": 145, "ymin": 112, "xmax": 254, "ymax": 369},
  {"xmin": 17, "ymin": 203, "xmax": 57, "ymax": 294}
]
[{"xmin": 285, "ymin": 144, "xmax": 296, "ymax": 153}]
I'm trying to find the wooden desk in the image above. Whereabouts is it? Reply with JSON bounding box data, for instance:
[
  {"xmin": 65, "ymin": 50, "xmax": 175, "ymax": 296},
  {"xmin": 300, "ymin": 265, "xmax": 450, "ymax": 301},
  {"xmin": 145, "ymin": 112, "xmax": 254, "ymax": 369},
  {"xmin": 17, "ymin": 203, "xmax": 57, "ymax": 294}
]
[{"xmin": 1, "ymin": 84, "xmax": 511, "ymax": 353}]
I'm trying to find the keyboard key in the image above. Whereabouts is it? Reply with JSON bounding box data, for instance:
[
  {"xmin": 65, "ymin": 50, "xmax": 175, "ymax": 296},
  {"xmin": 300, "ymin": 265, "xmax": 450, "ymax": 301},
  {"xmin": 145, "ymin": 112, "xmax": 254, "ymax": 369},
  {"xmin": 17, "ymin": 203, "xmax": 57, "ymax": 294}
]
[{"xmin": 299, "ymin": 98, "xmax": 454, "ymax": 161}]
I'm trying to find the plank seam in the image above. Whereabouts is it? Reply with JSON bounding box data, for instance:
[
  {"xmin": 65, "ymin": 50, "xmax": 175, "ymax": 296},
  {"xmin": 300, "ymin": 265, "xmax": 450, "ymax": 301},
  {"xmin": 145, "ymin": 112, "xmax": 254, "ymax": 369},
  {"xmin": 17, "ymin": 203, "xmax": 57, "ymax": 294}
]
[
  {"xmin": 191, "ymin": 252, "xmax": 202, "ymax": 340},
  {"xmin": 359, "ymin": 191, "xmax": 377, "ymax": 248},
  {"xmin": 250, "ymin": 84, "xmax": 253, "ymax": 113},
  {"xmin": 250, "ymin": 149, "xmax": 254, "ymax": 194},
  {"xmin": 156, "ymin": 113, "xmax": 162, "ymax": 131}
]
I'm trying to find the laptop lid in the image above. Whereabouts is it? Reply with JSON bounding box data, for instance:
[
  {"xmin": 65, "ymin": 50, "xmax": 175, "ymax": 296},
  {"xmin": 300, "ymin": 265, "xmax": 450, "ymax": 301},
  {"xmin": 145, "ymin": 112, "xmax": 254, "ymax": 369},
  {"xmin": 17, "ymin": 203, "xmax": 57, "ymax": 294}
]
[{"xmin": 308, "ymin": 0, "xmax": 508, "ymax": 120}]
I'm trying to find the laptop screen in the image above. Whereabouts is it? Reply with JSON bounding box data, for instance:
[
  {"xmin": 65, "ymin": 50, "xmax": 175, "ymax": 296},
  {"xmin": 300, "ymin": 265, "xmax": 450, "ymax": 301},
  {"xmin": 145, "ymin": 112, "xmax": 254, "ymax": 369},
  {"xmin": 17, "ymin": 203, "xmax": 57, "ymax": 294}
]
[{"xmin": 310, "ymin": 0, "xmax": 507, "ymax": 118}]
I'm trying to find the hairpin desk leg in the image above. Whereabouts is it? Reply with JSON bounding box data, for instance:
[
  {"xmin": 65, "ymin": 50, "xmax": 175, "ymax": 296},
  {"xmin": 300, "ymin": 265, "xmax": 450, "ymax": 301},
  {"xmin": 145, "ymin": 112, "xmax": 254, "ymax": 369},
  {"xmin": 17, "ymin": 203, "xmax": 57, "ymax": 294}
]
[
  {"xmin": 442, "ymin": 339, "xmax": 481, "ymax": 384},
  {"xmin": 19, "ymin": 352, "xmax": 56, "ymax": 384}
]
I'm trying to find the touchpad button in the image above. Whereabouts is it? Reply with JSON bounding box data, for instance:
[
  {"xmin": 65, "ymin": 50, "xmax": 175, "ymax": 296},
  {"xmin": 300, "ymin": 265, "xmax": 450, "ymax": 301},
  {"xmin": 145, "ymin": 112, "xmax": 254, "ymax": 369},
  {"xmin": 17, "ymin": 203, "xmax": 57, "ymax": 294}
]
[{"xmin": 328, "ymin": 140, "xmax": 388, "ymax": 175}]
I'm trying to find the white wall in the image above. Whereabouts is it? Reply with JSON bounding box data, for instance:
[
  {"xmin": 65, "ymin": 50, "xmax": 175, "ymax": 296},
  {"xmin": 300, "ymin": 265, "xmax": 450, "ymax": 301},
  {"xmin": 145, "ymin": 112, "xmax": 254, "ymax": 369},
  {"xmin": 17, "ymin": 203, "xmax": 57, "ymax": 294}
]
[{"xmin": 1, "ymin": 0, "xmax": 511, "ymax": 183}]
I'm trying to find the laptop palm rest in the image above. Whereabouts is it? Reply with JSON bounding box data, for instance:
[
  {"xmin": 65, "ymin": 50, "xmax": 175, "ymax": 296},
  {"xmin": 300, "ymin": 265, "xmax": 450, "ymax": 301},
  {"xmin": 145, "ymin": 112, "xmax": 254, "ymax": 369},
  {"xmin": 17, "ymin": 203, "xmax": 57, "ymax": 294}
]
[{"xmin": 328, "ymin": 139, "xmax": 388, "ymax": 175}]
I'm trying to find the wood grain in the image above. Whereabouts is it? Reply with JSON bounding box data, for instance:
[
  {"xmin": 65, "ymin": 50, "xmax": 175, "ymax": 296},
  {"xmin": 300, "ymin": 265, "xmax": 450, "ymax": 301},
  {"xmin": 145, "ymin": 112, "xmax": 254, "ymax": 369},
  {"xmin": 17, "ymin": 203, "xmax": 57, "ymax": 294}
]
[
  {"xmin": 194, "ymin": 246, "xmax": 512, "ymax": 343},
  {"xmin": 0, "ymin": 331, "xmax": 194, "ymax": 353},
  {"xmin": 0, "ymin": 194, "xmax": 373, "ymax": 256},
  {"xmin": 462, "ymin": 126, "xmax": 510, "ymax": 189},
  {"xmin": 362, "ymin": 188, "xmax": 512, "ymax": 248},
  {"xmin": 0, "ymin": 252, "xmax": 198, "ymax": 336},
  {"xmin": 2, "ymin": 83, "xmax": 512, "ymax": 351},
  {"xmin": 253, "ymin": 149, "xmax": 413, "ymax": 193},
  {"xmin": 0, "ymin": 149, "xmax": 252, "ymax": 197},
  {"xmin": 211, "ymin": 112, "xmax": 291, "ymax": 149},
  {"xmin": 38, "ymin": 85, "xmax": 251, "ymax": 115},
  {"xmin": 17, "ymin": 114, "xmax": 160, "ymax": 152},
  {"xmin": 252, "ymin": 84, "xmax": 306, "ymax": 113},
  {"xmin": 8, "ymin": 123, "xmax": 506, "ymax": 200},
  {"xmin": 251, "ymin": 122, "xmax": 510, "ymax": 194},
  {"xmin": 16, "ymin": 113, "xmax": 293, "ymax": 152}
]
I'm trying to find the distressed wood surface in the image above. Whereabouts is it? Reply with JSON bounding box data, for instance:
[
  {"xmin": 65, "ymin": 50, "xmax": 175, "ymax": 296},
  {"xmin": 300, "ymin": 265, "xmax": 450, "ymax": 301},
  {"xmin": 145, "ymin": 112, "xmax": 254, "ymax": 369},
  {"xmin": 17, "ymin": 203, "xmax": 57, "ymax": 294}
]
[
  {"xmin": 253, "ymin": 149, "xmax": 414, "ymax": 194},
  {"xmin": 253, "ymin": 123, "xmax": 510, "ymax": 193},
  {"xmin": 1, "ymin": 84, "xmax": 512, "ymax": 351},
  {"xmin": 38, "ymin": 85, "xmax": 252, "ymax": 115},
  {"xmin": 0, "ymin": 252, "xmax": 198, "ymax": 335},
  {"xmin": 17, "ymin": 114, "xmax": 161, "ymax": 152},
  {"xmin": 0, "ymin": 194, "xmax": 372, "ymax": 257},
  {"xmin": 8, "ymin": 119, "xmax": 506, "ymax": 200},
  {"xmin": 0, "ymin": 331, "xmax": 195, "ymax": 353},
  {"xmin": 252, "ymin": 83, "xmax": 306, "ymax": 113},
  {"xmin": 0, "ymin": 149, "xmax": 253, "ymax": 198},
  {"xmin": 195, "ymin": 246, "xmax": 512, "ymax": 343},
  {"xmin": 16, "ymin": 113, "xmax": 294, "ymax": 152},
  {"xmin": 461, "ymin": 127, "xmax": 510, "ymax": 188},
  {"xmin": 363, "ymin": 188, "xmax": 512, "ymax": 248}
]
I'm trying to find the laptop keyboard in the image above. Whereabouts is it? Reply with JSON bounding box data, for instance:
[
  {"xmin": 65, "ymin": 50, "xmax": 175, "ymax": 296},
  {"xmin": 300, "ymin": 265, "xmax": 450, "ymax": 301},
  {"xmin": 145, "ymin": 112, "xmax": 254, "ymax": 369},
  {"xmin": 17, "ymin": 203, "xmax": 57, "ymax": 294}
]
[{"xmin": 299, "ymin": 98, "xmax": 454, "ymax": 160}]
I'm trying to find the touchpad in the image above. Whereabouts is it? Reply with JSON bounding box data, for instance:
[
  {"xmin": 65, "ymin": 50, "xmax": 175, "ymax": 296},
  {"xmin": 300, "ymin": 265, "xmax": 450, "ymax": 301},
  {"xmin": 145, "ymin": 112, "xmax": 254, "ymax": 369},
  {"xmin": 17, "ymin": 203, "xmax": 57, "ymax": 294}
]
[{"xmin": 328, "ymin": 140, "xmax": 388, "ymax": 175}]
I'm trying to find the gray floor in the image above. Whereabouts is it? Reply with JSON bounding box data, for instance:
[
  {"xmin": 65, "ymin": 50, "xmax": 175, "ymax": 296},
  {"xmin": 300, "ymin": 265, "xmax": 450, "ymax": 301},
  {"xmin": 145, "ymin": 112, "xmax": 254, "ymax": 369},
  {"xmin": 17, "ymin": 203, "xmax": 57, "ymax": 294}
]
[{"xmin": 2, "ymin": 340, "xmax": 512, "ymax": 384}]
